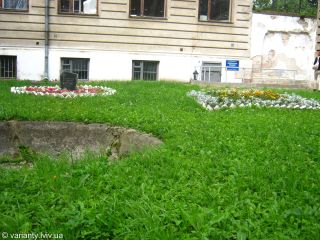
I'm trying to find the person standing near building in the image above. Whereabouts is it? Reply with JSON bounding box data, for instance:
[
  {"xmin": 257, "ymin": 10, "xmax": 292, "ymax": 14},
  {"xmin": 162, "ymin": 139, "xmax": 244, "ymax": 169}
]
[{"xmin": 313, "ymin": 49, "xmax": 320, "ymax": 90}]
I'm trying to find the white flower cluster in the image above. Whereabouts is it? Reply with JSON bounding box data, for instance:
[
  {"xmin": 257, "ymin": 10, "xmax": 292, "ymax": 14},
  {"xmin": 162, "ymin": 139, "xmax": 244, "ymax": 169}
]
[
  {"xmin": 188, "ymin": 90, "xmax": 320, "ymax": 111},
  {"xmin": 10, "ymin": 85, "xmax": 116, "ymax": 98}
]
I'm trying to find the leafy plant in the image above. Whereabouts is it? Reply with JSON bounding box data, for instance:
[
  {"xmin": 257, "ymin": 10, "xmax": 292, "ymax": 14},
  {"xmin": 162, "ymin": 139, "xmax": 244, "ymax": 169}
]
[
  {"xmin": 0, "ymin": 80, "xmax": 320, "ymax": 239},
  {"xmin": 253, "ymin": 0, "xmax": 317, "ymax": 17}
]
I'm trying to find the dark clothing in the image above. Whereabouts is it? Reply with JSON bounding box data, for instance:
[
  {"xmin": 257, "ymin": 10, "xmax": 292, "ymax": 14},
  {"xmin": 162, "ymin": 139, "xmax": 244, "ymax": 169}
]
[{"xmin": 314, "ymin": 57, "xmax": 320, "ymax": 70}]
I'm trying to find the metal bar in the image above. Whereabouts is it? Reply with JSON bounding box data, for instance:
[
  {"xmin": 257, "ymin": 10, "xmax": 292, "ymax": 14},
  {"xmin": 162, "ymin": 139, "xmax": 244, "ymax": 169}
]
[{"xmin": 44, "ymin": 0, "xmax": 49, "ymax": 80}]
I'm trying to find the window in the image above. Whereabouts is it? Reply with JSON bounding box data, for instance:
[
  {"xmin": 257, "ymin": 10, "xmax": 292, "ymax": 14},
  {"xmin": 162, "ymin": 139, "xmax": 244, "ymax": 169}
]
[
  {"xmin": 201, "ymin": 62, "xmax": 221, "ymax": 82},
  {"xmin": 59, "ymin": 0, "xmax": 97, "ymax": 14},
  {"xmin": 132, "ymin": 61, "xmax": 159, "ymax": 80},
  {"xmin": 61, "ymin": 58, "xmax": 89, "ymax": 80},
  {"xmin": 199, "ymin": 0, "xmax": 231, "ymax": 21},
  {"xmin": 130, "ymin": 0, "xmax": 165, "ymax": 18},
  {"xmin": 0, "ymin": 0, "xmax": 28, "ymax": 10},
  {"xmin": 0, "ymin": 56, "xmax": 17, "ymax": 79}
]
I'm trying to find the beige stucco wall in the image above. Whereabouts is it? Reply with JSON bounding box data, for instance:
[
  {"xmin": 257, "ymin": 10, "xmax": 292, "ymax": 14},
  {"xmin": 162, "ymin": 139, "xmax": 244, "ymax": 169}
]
[
  {"xmin": 0, "ymin": 0, "xmax": 253, "ymax": 81},
  {"xmin": 0, "ymin": 0, "xmax": 252, "ymax": 58}
]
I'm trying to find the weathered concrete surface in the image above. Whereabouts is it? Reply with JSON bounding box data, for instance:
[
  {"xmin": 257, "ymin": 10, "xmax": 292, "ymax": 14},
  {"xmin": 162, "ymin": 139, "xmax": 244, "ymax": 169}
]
[
  {"xmin": 190, "ymin": 80, "xmax": 309, "ymax": 89},
  {"xmin": 0, "ymin": 121, "xmax": 162, "ymax": 160},
  {"xmin": 251, "ymin": 13, "xmax": 317, "ymax": 82},
  {"xmin": 0, "ymin": 122, "xmax": 17, "ymax": 157}
]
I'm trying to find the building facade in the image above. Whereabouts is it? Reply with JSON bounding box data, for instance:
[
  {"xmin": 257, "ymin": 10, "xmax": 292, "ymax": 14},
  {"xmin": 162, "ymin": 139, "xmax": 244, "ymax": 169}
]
[{"xmin": 0, "ymin": 0, "xmax": 252, "ymax": 82}]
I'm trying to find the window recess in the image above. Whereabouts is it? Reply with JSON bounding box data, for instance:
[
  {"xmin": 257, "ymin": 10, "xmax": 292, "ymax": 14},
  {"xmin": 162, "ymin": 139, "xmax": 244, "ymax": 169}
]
[
  {"xmin": 130, "ymin": 0, "xmax": 165, "ymax": 18},
  {"xmin": 59, "ymin": 0, "xmax": 97, "ymax": 14},
  {"xmin": 0, "ymin": 56, "xmax": 17, "ymax": 79},
  {"xmin": 0, "ymin": 0, "xmax": 28, "ymax": 10},
  {"xmin": 201, "ymin": 62, "xmax": 222, "ymax": 82},
  {"xmin": 199, "ymin": 0, "xmax": 231, "ymax": 21},
  {"xmin": 61, "ymin": 58, "xmax": 89, "ymax": 81},
  {"xmin": 132, "ymin": 61, "xmax": 159, "ymax": 81}
]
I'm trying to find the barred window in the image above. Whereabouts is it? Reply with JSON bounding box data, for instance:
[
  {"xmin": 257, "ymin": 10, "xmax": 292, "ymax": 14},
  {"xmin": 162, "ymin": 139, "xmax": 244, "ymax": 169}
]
[
  {"xmin": 61, "ymin": 58, "xmax": 89, "ymax": 80},
  {"xmin": 0, "ymin": 56, "xmax": 17, "ymax": 79},
  {"xmin": 132, "ymin": 61, "xmax": 159, "ymax": 80},
  {"xmin": 201, "ymin": 62, "xmax": 222, "ymax": 82},
  {"xmin": 0, "ymin": 0, "xmax": 28, "ymax": 10}
]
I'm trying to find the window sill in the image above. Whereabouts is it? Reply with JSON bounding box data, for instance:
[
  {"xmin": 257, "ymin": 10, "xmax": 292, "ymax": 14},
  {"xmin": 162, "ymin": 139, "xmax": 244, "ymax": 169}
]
[
  {"xmin": 198, "ymin": 19, "xmax": 233, "ymax": 24},
  {"xmin": 129, "ymin": 15, "xmax": 168, "ymax": 21},
  {"xmin": 0, "ymin": 8, "xmax": 28, "ymax": 12},
  {"xmin": 58, "ymin": 12, "xmax": 98, "ymax": 17}
]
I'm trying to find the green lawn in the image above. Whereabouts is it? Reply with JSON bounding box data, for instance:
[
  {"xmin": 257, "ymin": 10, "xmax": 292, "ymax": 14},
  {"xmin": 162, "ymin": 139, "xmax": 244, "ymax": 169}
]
[{"xmin": 0, "ymin": 80, "xmax": 320, "ymax": 239}]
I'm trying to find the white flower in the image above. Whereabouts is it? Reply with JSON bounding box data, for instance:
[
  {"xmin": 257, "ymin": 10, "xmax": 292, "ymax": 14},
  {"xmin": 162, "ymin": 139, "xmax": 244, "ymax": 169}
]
[
  {"xmin": 230, "ymin": 103, "xmax": 236, "ymax": 108},
  {"xmin": 206, "ymin": 105, "xmax": 213, "ymax": 111},
  {"xmin": 188, "ymin": 90, "xmax": 320, "ymax": 111}
]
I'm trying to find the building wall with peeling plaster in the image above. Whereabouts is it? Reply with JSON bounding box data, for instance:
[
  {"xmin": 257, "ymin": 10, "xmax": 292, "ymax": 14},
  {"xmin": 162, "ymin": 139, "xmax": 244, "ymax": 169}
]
[{"xmin": 251, "ymin": 13, "xmax": 317, "ymax": 81}]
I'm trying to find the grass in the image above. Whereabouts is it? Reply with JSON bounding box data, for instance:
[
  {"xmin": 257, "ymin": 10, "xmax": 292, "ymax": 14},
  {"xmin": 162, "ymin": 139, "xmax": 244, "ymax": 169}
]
[{"xmin": 0, "ymin": 80, "xmax": 320, "ymax": 239}]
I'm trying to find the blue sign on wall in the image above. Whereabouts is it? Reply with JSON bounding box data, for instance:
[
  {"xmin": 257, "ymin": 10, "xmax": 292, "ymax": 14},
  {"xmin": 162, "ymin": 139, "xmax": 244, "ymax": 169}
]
[{"xmin": 226, "ymin": 60, "xmax": 239, "ymax": 71}]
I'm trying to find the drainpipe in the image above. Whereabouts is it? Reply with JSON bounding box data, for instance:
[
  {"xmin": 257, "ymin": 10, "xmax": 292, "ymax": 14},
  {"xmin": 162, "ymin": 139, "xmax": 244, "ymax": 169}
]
[{"xmin": 44, "ymin": 0, "xmax": 49, "ymax": 80}]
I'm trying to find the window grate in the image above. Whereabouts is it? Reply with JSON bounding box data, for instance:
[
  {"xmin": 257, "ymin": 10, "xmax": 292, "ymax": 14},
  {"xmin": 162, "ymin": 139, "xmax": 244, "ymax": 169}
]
[
  {"xmin": 201, "ymin": 62, "xmax": 222, "ymax": 82},
  {"xmin": 132, "ymin": 60, "xmax": 158, "ymax": 80},
  {"xmin": 61, "ymin": 58, "xmax": 89, "ymax": 80},
  {"xmin": 0, "ymin": 56, "xmax": 17, "ymax": 79}
]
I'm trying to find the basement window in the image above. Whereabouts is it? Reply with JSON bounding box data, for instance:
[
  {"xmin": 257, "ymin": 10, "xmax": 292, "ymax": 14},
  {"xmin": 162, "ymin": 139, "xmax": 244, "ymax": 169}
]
[
  {"xmin": 132, "ymin": 61, "xmax": 159, "ymax": 80},
  {"xmin": 199, "ymin": 0, "xmax": 231, "ymax": 21},
  {"xmin": 0, "ymin": 0, "xmax": 28, "ymax": 10},
  {"xmin": 0, "ymin": 56, "xmax": 17, "ymax": 79},
  {"xmin": 201, "ymin": 62, "xmax": 221, "ymax": 82},
  {"xmin": 130, "ymin": 0, "xmax": 165, "ymax": 18},
  {"xmin": 61, "ymin": 58, "xmax": 89, "ymax": 80},
  {"xmin": 59, "ymin": 0, "xmax": 97, "ymax": 14}
]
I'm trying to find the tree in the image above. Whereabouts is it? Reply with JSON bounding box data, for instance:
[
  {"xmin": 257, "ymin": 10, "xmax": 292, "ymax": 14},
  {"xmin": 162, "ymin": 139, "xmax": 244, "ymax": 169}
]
[{"xmin": 253, "ymin": 0, "xmax": 317, "ymax": 17}]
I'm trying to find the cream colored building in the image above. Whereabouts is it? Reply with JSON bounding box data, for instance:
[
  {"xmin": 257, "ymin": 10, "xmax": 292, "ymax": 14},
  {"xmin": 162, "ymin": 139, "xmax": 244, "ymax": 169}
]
[{"xmin": 0, "ymin": 0, "xmax": 252, "ymax": 82}]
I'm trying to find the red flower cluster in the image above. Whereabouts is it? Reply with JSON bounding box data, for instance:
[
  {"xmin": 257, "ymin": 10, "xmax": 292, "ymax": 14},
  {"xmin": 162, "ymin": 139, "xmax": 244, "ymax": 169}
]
[{"xmin": 25, "ymin": 86, "xmax": 104, "ymax": 94}]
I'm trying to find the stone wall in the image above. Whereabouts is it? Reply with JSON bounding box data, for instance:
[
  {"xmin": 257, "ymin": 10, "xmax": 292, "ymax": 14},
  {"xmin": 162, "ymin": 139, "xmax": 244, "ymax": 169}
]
[{"xmin": 0, "ymin": 121, "xmax": 162, "ymax": 161}]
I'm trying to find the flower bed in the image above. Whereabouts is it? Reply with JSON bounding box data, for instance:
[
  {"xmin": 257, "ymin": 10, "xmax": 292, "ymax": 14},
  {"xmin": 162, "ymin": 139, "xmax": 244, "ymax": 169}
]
[
  {"xmin": 188, "ymin": 89, "xmax": 320, "ymax": 110},
  {"xmin": 10, "ymin": 85, "xmax": 116, "ymax": 98}
]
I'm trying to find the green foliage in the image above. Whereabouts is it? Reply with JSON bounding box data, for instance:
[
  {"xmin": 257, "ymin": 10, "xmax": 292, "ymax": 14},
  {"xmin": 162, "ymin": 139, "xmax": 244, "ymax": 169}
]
[
  {"xmin": 0, "ymin": 80, "xmax": 320, "ymax": 239},
  {"xmin": 253, "ymin": 0, "xmax": 318, "ymax": 17}
]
